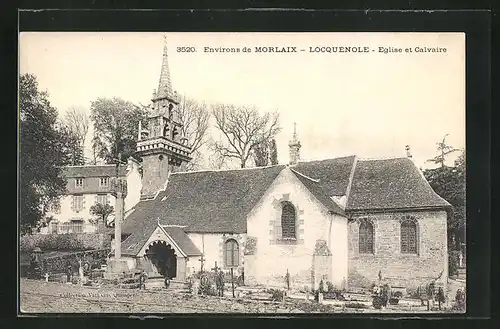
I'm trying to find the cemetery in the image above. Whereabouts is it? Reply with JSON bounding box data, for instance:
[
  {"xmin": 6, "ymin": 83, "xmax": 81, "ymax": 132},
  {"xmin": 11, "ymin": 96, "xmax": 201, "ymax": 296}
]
[{"xmin": 20, "ymin": 244, "xmax": 466, "ymax": 313}]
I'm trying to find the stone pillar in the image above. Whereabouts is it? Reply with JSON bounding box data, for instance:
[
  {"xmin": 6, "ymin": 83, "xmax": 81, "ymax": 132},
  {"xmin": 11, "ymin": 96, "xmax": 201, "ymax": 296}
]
[
  {"xmin": 114, "ymin": 191, "xmax": 124, "ymax": 259},
  {"xmin": 176, "ymin": 257, "xmax": 186, "ymax": 281},
  {"xmin": 104, "ymin": 177, "xmax": 129, "ymax": 279}
]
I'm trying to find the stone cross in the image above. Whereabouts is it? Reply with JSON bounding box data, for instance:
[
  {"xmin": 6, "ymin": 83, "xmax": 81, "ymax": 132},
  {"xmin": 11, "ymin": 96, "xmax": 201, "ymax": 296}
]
[
  {"xmin": 211, "ymin": 261, "xmax": 220, "ymax": 274},
  {"xmin": 199, "ymin": 254, "xmax": 206, "ymax": 272},
  {"xmin": 44, "ymin": 273, "xmax": 49, "ymax": 282}
]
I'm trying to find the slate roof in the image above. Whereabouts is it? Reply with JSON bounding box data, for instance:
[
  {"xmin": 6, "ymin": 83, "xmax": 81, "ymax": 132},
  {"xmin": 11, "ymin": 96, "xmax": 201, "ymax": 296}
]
[
  {"xmin": 120, "ymin": 198, "xmax": 161, "ymax": 255},
  {"xmin": 118, "ymin": 156, "xmax": 450, "ymax": 255},
  {"xmin": 127, "ymin": 165, "xmax": 286, "ymax": 234},
  {"xmin": 293, "ymin": 156, "xmax": 356, "ymax": 196},
  {"xmin": 61, "ymin": 165, "xmax": 128, "ymax": 178},
  {"xmin": 120, "ymin": 165, "xmax": 286, "ymax": 255},
  {"xmin": 290, "ymin": 169, "xmax": 345, "ymax": 216},
  {"xmin": 163, "ymin": 226, "xmax": 202, "ymax": 256},
  {"xmin": 346, "ymin": 157, "xmax": 451, "ymax": 211}
]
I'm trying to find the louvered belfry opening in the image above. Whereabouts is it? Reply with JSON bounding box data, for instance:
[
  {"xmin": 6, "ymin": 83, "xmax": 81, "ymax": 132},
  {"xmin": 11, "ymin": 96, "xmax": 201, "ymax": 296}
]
[{"xmin": 281, "ymin": 201, "xmax": 297, "ymax": 239}]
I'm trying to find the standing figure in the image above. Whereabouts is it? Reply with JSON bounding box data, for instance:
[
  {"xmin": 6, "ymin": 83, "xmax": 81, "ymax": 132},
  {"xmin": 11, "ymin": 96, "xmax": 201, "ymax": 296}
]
[
  {"xmin": 216, "ymin": 270, "xmax": 225, "ymax": 297},
  {"xmin": 78, "ymin": 259, "xmax": 84, "ymax": 285},
  {"xmin": 139, "ymin": 270, "xmax": 148, "ymax": 290},
  {"xmin": 66, "ymin": 264, "xmax": 72, "ymax": 284}
]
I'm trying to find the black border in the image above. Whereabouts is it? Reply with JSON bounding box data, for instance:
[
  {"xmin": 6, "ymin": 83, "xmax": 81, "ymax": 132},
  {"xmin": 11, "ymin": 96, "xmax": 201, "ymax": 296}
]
[{"xmin": 5, "ymin": 7, "xmax": 492, "ymax": 327}]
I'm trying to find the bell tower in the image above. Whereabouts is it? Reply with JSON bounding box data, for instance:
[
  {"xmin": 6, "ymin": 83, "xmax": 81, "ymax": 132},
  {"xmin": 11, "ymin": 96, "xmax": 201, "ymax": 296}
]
[
  {"xmin": 289, "ymin": 123, "xmax": 301, "ymax": 165},
  {"xmin": 136, "ymin": 35, "xmax": 192, "ymax": 199}
]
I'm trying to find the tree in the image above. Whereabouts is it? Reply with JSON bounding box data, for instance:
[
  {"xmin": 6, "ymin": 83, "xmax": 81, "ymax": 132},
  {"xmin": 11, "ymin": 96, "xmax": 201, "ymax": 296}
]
[
  {"xmin": 58, "ymin": 122, "xmax": 85, "ymax": 165},
  {"xmin": 62, "ymin": 106, "xmax": 89, "ymax": 165},
  {"xmin": 90, "ymin": 97, "xmax": 147, "ymax": 164},
  {"xmin": 426, "ymin": 134, "xmax": 461, "ymax": 168},
  {"xmin": 253, "ymin": 138, "xmax": 279, "ymax": 167},
  {"xmin": 253, "ymin": 141, "xmax": 270, "ymax": 167},
  {"xmin": 19, "ymin": 74, "xmax": 69, "ymax": 233},
  {"xmin": 175, "ymin": 96, "xmax": 211, "ymax": 171},
  {"xmin": 269, "ymin": 138, "xmax": 279, "ymax": 165},
  {"xmin": 89, "ymin": 203, "xmax": 114, "ymax": 232},
  {"xmin": 423, "ymin": 149, "xmax": 466, "ymax": 249},
  {"xmin": 212, "ymin": 104, "xmax": 281, "ymax": 168}
]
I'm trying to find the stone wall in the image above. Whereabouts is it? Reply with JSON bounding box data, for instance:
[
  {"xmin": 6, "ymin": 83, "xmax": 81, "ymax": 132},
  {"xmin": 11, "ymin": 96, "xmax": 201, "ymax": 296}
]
[
  {"xmin": 140, "ymin": 154, "xmax": 170, "ymax": 198},
  {"xmin": 246, "ymin": 168, "xmax": 348, "ymax": 290},
  {"xmin": 347, "ymin": 210, "xmax": 448, "ymax": 290},
  {"xmin": 188, "ymin": 233, "xmax": 245, "ymax": 274}
]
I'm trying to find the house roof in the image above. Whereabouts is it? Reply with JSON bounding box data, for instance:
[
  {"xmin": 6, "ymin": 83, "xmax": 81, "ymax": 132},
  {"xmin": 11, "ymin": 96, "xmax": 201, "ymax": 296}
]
[
  {"xmin": 61, "ymin": 165, "xmax": 128, "ymax": 178},
  {"xmin": 290, "ymin": 169, "xmax": 345, "ymax": 216},
  {"xmin": 346, "ymin": 157, "xmax": 451, "ymax": 211},
  {"xmin": 292, "ymin": 156, "xmax": 356, "ymax": 196}
]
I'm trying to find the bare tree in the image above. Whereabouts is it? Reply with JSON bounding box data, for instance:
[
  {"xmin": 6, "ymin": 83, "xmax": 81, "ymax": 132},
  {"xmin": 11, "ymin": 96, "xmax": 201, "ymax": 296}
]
[
  {"xmin": 212, "ymin": 104, "xmax": 281, "ymax": 168},
  {"xmin": 175, "ymin": 96, "xmax": 211, "ymax": 171},
  {"xmin": 62, "ymin": 106, "xmax": 90, "ymax": 165},
  {"xmin": 207, "ymin": 143, "xmax": 231, "ymax": 170},
  {"xmin": 64, "ymin": 106, "xmax": 89, "ymax": 148}
]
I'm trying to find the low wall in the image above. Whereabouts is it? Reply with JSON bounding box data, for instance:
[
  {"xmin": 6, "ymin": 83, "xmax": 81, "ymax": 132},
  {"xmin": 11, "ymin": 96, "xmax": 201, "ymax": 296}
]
[{"xmin": 20, "ymin": 233, "xmax": 111, "ymax": 252}]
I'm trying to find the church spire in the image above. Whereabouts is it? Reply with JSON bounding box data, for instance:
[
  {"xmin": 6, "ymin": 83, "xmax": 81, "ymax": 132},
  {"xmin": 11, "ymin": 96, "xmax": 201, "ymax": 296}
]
[
  {"xmin": 289, "ymin": 122, "xmax": 301, "ymax": 165},
  {"xmin": 154, "ymin": 34, "xmax": 177, "ymax": 103}
]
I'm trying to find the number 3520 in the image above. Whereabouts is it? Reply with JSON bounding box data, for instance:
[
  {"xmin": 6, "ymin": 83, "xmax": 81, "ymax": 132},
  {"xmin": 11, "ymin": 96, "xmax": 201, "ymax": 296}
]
[{"xmin": 177, "ymin": 47, "xmax": 196, "ymax": 52}]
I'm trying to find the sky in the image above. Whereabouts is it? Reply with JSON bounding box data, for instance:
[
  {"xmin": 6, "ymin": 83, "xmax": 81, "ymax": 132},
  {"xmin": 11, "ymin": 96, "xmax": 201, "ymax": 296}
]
[{"xmin": 19, "ymin": 32, "xmax": 465, "ymax": 169}]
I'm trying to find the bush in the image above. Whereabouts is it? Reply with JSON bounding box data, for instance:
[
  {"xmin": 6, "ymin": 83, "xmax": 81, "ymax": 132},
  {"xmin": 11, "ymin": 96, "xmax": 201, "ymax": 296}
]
[
  {"xmin": 449, "ymin": 250, "xmax": 460, "ymax": 277},
  {"xmin": 41, "ymin": 249, "xmax": 110, "ymax": 274},
  {"xmin": 199, "ymin": 272, "xmax": 217, "ymax": 296},
  {"xmin": 324, "ymin": 281, "xmax": 345, "ymax": 300},
  {"xmin": 406, "ymin": 287, "xmax": 421, "ymax": 299},
  {"xmin": 452, "ymin": 288, "xmax": 466, "ymax": 312},
  {"xmin": 345, "ymin": 302, "xmax": 369, "ymax": 309},
  {"xmin": 20, "ymin": 233, "xmax": 111, "ymax": 252},
  {"xmin": 393, "ymin": 291, "xmax": 403, "ymax": 299},
  {"xmin": 267, "ymin": 288, "xmax": 285, "ymax": 301}
]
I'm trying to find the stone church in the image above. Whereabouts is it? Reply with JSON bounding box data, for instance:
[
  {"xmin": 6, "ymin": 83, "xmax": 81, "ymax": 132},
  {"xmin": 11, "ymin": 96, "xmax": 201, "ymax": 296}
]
[{"xmin": 114, "ymin": 41, "xmax": 451, "ymax": 291}]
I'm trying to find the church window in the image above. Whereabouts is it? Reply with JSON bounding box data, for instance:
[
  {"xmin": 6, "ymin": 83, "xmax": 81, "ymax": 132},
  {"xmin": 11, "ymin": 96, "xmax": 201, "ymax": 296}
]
[
  {"xmin": 281, "ymin": 201, "xmax": 296, "ymax": 239},
  {"xmin": 359, "ymin": 220, "xmax": 374, "ymax": 254},
  {"xmin": 75, "ymin": 178, "xmax": 84, "ymax": 188},
  {"xmin": 224, "ymin": 239, "xmax": 239, "ymax": 268},
  {"xmin": 401, "ymin": 218, "xmax": 418, "ymax": 254}
]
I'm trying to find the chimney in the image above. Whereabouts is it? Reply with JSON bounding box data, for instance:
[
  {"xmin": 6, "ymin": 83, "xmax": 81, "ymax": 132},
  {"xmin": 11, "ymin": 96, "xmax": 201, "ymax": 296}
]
[
  {"xmin": 405, "ymin": 145, "xmax": 412, "ymax": 158},
  {"xmin": 288, "ymin": 123, "xmax": 301, "ymax": 165}
]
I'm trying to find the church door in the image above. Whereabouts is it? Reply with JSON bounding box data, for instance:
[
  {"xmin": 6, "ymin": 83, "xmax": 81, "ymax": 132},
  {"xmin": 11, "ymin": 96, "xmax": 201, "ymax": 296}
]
[{"xmin": 145, "ymin": 241, "xmax": 177, "ymax": 279}]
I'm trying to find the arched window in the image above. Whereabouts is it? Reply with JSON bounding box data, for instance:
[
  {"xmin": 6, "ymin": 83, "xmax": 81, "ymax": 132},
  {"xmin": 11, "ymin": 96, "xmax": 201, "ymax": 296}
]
[
  {"xmin": 281, "ymin": 202, "xmax": 296, "ymax": 239},
  {"xmin": 401, "ymin": 218, "xmax": 418, "ymax": 254},
  {"xmin": 359, "ymin": 220, "xmax": 374, "ymax": 254},
  {"xmin": 224, "ymin": 239, "xmax": 239, "ymax": 267}
]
